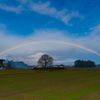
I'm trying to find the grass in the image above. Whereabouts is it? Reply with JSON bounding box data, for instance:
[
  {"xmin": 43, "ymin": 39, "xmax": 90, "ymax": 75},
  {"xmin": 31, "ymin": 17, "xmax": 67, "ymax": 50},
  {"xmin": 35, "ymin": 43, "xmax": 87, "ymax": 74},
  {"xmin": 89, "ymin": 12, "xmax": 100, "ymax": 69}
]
[
  {"xmin": 0, "ymin": 69, "xmax": 100, "ymax": 100},
  {"xmin": 0, "ymin": 69, "xmax": 32, "ymax": 74}
]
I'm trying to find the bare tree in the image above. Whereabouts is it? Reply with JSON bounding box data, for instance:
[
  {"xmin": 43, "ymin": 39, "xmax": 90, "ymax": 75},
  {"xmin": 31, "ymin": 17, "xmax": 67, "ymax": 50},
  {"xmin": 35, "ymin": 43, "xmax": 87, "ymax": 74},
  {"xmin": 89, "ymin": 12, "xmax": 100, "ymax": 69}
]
[{"xmin": 38, "ymin": 54, "xmax": 53, "ymax": 68}]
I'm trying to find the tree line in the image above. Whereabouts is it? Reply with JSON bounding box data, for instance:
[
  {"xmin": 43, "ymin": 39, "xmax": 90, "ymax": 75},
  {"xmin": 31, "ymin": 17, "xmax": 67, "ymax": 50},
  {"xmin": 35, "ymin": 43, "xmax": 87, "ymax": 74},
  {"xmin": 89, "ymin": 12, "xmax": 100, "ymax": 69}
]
[{"xmin": 74, "ymin": 60, "xmax": 96, "ymax": 68}]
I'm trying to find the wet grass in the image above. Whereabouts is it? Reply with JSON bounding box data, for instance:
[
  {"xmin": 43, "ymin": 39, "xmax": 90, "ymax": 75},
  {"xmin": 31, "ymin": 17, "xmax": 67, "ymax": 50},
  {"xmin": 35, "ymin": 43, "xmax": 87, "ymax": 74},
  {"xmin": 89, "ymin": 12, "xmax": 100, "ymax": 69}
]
[{"xmin": 0, "ymin": 69, "xmax": 100, "ymax": 100}]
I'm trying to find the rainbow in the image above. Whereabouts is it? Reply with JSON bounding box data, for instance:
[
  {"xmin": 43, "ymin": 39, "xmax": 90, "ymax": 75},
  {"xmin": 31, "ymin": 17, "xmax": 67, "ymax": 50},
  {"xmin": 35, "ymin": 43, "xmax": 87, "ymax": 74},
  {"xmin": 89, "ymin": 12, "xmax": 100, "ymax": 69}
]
[{"xmin": 0, "ymin": 41, "xmax": 100, "ymax": 57}]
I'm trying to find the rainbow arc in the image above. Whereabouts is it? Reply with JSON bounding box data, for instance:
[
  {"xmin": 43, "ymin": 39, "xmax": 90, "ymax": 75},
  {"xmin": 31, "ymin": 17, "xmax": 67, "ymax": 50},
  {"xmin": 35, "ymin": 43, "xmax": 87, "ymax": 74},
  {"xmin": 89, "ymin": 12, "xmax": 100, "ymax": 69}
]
[{"xmin": 0, "ymin": 41, "xmax": 100, "ymax": 57}]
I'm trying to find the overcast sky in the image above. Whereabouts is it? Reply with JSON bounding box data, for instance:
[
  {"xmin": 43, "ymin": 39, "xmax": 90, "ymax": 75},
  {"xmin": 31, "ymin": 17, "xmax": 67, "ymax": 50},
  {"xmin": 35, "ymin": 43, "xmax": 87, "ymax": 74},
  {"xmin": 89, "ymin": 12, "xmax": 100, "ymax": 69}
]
[{"xmin": 0, "ymin": 0, "xmax": 100, "ymax": 65}]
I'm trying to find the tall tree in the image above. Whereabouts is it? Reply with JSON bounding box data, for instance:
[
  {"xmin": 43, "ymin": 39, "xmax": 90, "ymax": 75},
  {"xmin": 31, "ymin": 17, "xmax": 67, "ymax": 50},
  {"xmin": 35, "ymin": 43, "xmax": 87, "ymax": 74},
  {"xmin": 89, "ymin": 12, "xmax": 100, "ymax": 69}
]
[{"xmin": 38, "ymin": 54, "xmax": 53, "ymax": 68}]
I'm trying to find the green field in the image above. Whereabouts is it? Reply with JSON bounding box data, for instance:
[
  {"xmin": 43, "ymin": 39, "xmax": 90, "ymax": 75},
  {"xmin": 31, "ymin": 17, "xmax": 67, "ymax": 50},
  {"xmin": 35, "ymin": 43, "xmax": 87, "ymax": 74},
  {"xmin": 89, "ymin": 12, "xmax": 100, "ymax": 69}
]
[{"xmin": 0, "ymin": 69, "xmax": 100, "ymax": 100}]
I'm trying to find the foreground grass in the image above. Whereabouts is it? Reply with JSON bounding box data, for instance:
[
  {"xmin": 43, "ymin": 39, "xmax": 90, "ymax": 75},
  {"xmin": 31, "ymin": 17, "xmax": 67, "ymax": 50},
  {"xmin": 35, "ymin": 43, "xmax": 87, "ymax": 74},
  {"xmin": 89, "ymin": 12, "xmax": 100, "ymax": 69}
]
[
  {"xmin": 0, "ymin": 69, "xmax": 32, "ymax": 74},
  {"xmin": 0, "ymin": 69, "xmax": 100, "ymax": 100}
]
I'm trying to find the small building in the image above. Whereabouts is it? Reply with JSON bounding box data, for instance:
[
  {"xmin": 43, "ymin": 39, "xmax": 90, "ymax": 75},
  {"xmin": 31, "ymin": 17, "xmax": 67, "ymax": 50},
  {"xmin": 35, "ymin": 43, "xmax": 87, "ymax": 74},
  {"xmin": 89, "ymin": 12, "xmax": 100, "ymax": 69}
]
[
  {"xmin": 38, "ymin": 65, "xmax": 42, "ymax": 68},
  {"xmin": 65, "ymin": 65, "xmax": 73, "ymax": 68},
  {"xmin": 0, "ymin": 59, "xmax": 5, "ymax": 68}
]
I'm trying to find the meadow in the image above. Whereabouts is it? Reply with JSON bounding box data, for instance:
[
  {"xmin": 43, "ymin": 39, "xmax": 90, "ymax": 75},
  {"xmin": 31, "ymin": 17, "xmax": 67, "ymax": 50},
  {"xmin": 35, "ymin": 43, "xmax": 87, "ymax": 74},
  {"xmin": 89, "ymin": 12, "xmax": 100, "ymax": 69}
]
[{"xmin": 0, "ymin": 69, "xmax": 100, "ymax": 100}]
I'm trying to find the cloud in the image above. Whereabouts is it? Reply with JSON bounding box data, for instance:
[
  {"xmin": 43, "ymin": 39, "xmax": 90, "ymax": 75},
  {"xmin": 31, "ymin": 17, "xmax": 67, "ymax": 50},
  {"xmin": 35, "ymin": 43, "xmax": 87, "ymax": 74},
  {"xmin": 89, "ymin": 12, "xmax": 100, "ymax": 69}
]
[
  {"xmin": 28, "ymin": 1, "xmax": 67, "ymax": 18},
  {"xmin": 47, "ymin": 21, "xmax": 54, "ymax": 24},
  {"xmin": 55, "ymin": 58, "xmax": 76, "ymax": 64},
  {"xmin": 28, "ymin": 1, "xmax": 84, "ymax": 25},
  {"xmin": 84, "ymin": 32, "xmax": 87, "ymax": 35},
  {"xmin": 0, "ymin": 23, "xmax": 6, "ymax": 30},
  {"xmin": 72, "ymin": 33, "xmax": 79, "ymax": 36},
  {"xmin": 28, "ymin": 52, "xmax": 44, "ymax": 58},
  {"xmin": 18, "ymin": 0, "xmax": 29, "ymax": 4},
  {"xmin": 62, "ymin": 11, "xmax": 84, "ymax": 25},
  {"xmin": 0, "ymin": 1, "xmax": 84, "ymax": 25},
  {"xmin": 0, "ymin": 3, "xmax": 24, "ymax": 13},
  {"xmin": 89, "ymin": 24, "xmax": 100, "ymax": 36}
]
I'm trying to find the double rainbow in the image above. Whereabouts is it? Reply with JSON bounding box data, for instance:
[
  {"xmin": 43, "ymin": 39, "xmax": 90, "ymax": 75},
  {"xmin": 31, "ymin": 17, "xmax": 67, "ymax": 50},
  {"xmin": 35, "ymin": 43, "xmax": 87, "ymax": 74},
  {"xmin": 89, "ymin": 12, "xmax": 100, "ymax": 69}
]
[{"xmin": 0, "ymin": 41, "xmax": 100, "ymax": 57}]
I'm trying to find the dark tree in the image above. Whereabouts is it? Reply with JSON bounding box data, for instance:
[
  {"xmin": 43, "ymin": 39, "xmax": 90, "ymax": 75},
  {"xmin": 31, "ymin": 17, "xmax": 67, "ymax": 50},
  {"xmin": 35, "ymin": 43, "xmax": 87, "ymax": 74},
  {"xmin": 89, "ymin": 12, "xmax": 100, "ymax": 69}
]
[
  {"xmin": 38, "ymin": 54, "xmax": 53, "ymax": 68},
  {"xmin": 74, "ymin": 60, "xmax": 96, "ymax": 68}
]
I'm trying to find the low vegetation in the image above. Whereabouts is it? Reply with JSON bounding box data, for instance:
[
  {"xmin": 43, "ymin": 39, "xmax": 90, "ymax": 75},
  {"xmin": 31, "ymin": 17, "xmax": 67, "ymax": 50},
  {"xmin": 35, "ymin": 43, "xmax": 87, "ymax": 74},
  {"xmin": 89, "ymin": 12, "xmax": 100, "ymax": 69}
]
[
  {"xmin": 0, "ymin": 69, "xmax": 100, "ymax": 100},
  {"xmin": 33, "ymin": 67, "xmax": 65, "ymax": 71}
]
